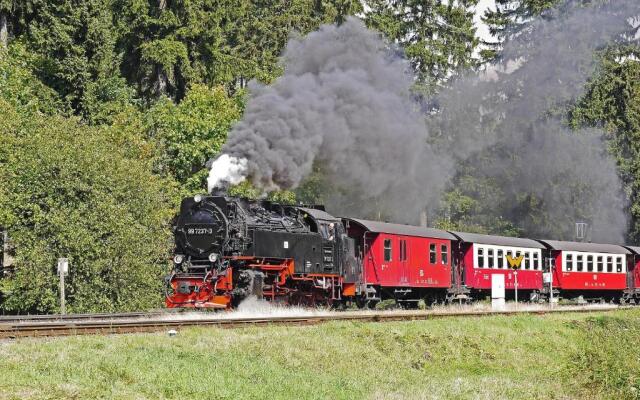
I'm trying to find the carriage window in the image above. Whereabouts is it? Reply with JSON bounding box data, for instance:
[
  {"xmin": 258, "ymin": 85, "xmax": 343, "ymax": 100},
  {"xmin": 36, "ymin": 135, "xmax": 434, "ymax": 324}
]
[
  {"xmin": 524, "ymin": 252, "xmax": 531, "ymax": 270},
  {"xmin": 441, "ymin": 245, "xmax": 448, "ymax": 265},
  {"xmin": 384, "ymin": 239, "xmax": 392, "ymax": 262},
  {"xmin": 488, "ymin": 248, "xmax": 495, "ymax": 268},
  {"xmin": 607, "ymin": 256, "xmax": 613, "ymax": 273},
  {"xmin": 577, "ymin": 254, "xmax": 584, "ymax": 272},
  {"xmin": 533, "ymin": 252, "xmax": 540, "ymax": 270},
  {"xmin": 477, "ymin": 247, "xmax": 485, "ymax": 268},
  {"xmin": 616, "ymin": 257, "xmax": 623, "ymax": 273},
  {"xmin": 597, "ymin": 256, "xmax": 603, "ymax": 272},
  {"xmin": 430, "ymin": 243, "xmax": 437, "ymax": 264},
  {"xmin": 566, "ymin": 253, "xmax": 573, "ymax": 272},
  {"xmin": 497, "ymin": 250, "xmax": 504, "ymax": 269},
  {"xmin": 587, "ymin": 255, "xmax": 594, "ymax": 272}
]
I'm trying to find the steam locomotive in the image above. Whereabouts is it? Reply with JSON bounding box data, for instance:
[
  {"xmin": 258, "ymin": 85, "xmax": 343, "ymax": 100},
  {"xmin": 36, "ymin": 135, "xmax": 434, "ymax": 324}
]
[
  {"xmin": 166, "ymin": 193, "xmax": 640, "ymax": 308},
  {"xmin": 167, "ymin": 193, "xmax": 359, "ymax": 308}
]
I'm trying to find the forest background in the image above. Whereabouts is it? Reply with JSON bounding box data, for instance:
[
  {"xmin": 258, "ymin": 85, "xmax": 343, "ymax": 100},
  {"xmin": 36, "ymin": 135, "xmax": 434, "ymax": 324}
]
[{"xmin": 0, "ymin": 0, "xmax": 638, "ymax": 313}]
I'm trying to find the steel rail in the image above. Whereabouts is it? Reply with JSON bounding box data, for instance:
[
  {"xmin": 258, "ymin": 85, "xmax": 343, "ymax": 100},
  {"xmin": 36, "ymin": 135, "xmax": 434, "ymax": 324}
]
[
  {"xmin": 0, "ymin": 305, "xmax": 629, "ymax": 339},
  {"xmin": 0, "ymin": 311, "xmax": 170, "ymax": 323}
]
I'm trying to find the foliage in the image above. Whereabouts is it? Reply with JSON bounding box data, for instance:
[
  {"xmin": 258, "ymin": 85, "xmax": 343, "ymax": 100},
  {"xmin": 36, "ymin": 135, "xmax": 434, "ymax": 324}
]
[
  {"xmin": 0, "ymin": 52, "xmax": 176, "ymax": 312},
  {"xmin": 114, "ymin": 0, "xmax": 362, "ymax": 101},
  {"xmin": 570, "ymin": 45, "xmax": 640, "ymax": 242},
  {"xmin": 0, "ymin": 43, "xmax": 62, "ymax": 115},
  {"xmin": 0, "ymin": 104, "xmax": 176, "ymax": 313},
  {"xmin": 364, "ymin": 0, "xmax": 480, "ymax": 93},
  {"xmin": 481, "ymin": 0, "xmax": 560, "ymax": 61},
  {"xmin": 146, "ymin": 84, "xmax": 242, "ymax": 193},
  {"xmin": 14, "ymin": 0, "xmax": 124, "ymax": 118}
]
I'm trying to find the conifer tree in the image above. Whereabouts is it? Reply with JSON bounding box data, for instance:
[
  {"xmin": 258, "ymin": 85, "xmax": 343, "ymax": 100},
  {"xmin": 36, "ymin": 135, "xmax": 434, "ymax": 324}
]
[{"xmin": 364, "ymin": 0, "xmax": 480, "ymax": 93}]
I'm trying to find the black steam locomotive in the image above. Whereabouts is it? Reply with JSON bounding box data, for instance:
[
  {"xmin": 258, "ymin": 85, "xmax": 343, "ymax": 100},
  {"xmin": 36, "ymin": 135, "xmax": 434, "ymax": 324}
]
[{"xmin": 167, "ymin": 193, "xmax": 358, "ymax": 308}]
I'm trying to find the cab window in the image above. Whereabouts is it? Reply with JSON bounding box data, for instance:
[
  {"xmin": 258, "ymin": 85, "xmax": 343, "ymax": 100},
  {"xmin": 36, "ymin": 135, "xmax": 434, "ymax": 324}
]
[{"xmin": 441, "ymin": 244, "xmax": 448, "ymax": 265}]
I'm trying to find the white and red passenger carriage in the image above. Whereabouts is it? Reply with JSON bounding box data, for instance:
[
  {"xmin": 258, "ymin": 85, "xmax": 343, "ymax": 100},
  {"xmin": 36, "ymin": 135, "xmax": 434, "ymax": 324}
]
[
  {"xmin": 450, "ymin": 232, "xmax": 545, "ymax": 301},
  {"xmin": 540, "ymin": 240, "xmax": 630, "ymax": 302}
]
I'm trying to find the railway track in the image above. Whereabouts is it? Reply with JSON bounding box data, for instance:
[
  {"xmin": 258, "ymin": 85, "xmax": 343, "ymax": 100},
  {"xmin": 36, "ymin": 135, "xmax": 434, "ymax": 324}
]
[
  {"xmin": 0, "ymin": 305, "xmax": 628, "ymax": 339},
  {"xmin": 0, "ymin": 311, "xmax": 168, "ymax": 324}
]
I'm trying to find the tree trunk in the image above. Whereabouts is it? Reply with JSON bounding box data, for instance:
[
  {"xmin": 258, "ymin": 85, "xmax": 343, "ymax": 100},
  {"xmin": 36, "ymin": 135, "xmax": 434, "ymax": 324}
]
[
  {"xmin": 0, "ymin": 12, "xmax": 8, "ymax": 50},
  {"xmin": 153, "ymin": 64, "xmax": 169, "ymax": 97}
]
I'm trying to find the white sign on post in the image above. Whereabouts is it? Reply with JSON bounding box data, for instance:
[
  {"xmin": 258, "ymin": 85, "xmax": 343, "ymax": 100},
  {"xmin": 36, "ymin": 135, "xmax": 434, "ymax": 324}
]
[
  {"xmin": 57, "ymin": 258, "xmax": 68, "ymax": 315},
  {"xmin": 491, "ymin": 274, "xmax": 505, "ymax": 311},
  {"xmin": 57, "ymin": 258, "xmax": 69, "ymax": 276}
]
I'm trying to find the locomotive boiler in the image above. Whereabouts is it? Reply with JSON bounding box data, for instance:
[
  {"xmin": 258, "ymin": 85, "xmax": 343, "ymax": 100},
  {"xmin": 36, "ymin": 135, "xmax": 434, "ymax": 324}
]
[{"xmin": 166, "ymin": 193, "xmax": 358, "ymax": 308}]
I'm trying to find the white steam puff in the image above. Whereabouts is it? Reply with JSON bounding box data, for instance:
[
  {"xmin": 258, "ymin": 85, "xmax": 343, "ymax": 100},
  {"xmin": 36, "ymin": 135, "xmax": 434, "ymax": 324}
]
[{"xmin": 207, "ymin": 154, "xmax": 248, "ymax": 192}]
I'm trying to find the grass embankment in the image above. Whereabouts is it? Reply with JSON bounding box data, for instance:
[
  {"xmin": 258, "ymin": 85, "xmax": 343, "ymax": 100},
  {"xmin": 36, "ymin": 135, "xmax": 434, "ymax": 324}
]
[{"xmin": 0, "ymin": 309, "xmax": 639, "ymax": 400}]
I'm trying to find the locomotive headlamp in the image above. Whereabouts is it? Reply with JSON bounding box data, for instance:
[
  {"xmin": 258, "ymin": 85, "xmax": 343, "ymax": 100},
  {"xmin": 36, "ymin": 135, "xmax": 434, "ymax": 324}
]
[
  {"xmin": 194, "ymin": 194, "xmax": 203, "ymax": 203},
  {"xmin": 173, "ymin": 254, "xmax": 184, "ymax": 264},
  {"xmin": 208, "ymin": 253, "xmax": 218, "ymax": 262}
]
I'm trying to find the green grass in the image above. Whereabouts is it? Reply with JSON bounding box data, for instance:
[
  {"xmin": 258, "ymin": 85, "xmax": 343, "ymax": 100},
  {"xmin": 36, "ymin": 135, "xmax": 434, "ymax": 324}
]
[{"xmin": 1, "ymin": 309, "xmax": 639, "ymax": 399}]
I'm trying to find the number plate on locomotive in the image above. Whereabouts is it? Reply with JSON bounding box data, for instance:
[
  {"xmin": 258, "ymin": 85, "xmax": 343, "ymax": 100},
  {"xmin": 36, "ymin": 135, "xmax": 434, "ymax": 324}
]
[{"xmin": 187, "ymin": 227, "xmax": 214, "ymax": 235}]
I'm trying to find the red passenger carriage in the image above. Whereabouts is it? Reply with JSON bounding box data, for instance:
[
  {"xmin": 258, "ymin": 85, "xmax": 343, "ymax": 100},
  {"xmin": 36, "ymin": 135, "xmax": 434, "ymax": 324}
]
[{"xmin": 344, "ymin": 218, "xmax": 455, "ymax": 306}]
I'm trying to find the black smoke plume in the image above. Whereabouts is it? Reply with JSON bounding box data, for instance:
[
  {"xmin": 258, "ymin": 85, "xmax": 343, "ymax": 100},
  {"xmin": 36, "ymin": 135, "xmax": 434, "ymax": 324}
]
[{"xmin": 209, "ymin": 19, "xmax": 452, "ymax": 222}]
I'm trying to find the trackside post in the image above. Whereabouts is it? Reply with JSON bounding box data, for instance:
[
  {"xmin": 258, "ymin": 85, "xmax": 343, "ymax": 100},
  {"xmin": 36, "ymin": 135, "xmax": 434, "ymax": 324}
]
[{"xmin": 57, "ymin": 258, "xmax": 69, "ymax": 314}]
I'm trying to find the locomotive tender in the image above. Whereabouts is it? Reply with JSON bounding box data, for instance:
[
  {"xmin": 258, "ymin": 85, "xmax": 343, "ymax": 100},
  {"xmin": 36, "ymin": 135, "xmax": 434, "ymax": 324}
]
[{"xmin": 166, "ymin": 193, "xmax": 640, "ymax": 308}]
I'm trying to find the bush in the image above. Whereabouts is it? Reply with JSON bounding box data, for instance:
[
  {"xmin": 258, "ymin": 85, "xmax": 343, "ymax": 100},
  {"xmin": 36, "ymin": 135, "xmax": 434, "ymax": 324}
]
[{"xmin": 0, "ymin": 99, "xmax": 176, "ymax": 313}]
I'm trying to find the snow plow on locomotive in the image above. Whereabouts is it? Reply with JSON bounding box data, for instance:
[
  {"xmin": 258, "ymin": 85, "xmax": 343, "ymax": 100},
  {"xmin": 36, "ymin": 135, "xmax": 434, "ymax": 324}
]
[{"xmin": 166, "ymin": 193, "xmax": 358, "ymax": 308}]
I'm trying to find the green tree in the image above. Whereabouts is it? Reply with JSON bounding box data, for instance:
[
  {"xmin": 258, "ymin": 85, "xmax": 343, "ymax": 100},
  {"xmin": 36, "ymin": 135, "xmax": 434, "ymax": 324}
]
[
  {"xmin": 146, "ymin": 84, "xmax": 242, "ymax": 193},
  {"xmin": 481, "ymin": 0, "xmax": 559, "ymax": 61},
  {"xmin": 570, "ymin": 45, "xmax": 640, "ymax": 242},
  {"xmin": 11, "ymin": 0, "xmax": 126, "ymax": 118},
  {"xmin": 115, "ymin": 0, "xmax": 362, "ymax": 102},
  {"xmin": 0, "ymin": 49, "xmax": 176, "ymax": 313},
  {"xmin": 364, "ymin": 0, "xmax": 480, "ymax": 93}
]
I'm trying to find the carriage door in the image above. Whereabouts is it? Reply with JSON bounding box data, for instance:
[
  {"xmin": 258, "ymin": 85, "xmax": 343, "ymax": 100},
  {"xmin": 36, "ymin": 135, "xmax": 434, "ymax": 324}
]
[
  {"xmin": 400, "ymin": 239, "xmax": 409, "ymax": 285},
  {"xmin": 630, "ymin": 255, "xmax": 637, "ymax": 289}
]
